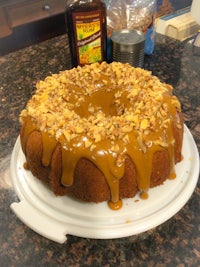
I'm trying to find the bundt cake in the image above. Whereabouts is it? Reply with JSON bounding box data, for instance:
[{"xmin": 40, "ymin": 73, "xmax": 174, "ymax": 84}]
[{"xmin": 19, "ymin": 62, "xmax": 183, "ymax": 210}]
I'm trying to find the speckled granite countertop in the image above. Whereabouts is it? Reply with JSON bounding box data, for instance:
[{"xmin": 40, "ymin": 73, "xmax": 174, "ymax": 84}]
[{"xmin": 0, "ymin": 34, "xmax": 199, "ymax": 267}]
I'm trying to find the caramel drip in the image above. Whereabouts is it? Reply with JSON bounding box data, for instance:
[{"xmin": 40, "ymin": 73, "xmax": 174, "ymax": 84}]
[
  {"xmin": 23, "ymin": 162, "xmax": 29, "ymax": 170},
  {"xmin": 21, "ymin": 119, "xmax": 36, "ymax": 153},
  {"xmin": 128, "ymin": 145, "xmax": 157, "ymax": 191},
  {"xmin": 108, "ymin": 199, "xmax": 123, "ymax": 210},
  {"xmin": 41, "ymin": 132, "xmax": 57, "ymax": 166},
  {"xmin": 127, "ymin": 134, "xmax": 150, "ymax": 190},
  {"xmin": 167, "ymin": 127, "xmax": 175, "ymax": 177},
  {"xmin": 140, "ymin": 191, "xmax": 149, "ymax": 200},
  {"xmin": 60, "ymin": 138, "xmax": 125, "ymax": 203},
  {"xmin": 164, "ymin": 95, "xmax": 177, "ymax": 176},
  {"xmin": 169, "ymin": 173, "xmax": 176, "ymax": 180}
]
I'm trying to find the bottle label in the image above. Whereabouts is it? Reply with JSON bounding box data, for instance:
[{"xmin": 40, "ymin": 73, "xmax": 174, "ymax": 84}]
[{"xmin": 73, "ymin": 11, "xmax": 104, "ymax": 65}]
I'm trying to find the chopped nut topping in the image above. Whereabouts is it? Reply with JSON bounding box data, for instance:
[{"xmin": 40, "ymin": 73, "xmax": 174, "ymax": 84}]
[{"xmin": 20, "ymin": 62, "xmax": 182, "ymax": 152}]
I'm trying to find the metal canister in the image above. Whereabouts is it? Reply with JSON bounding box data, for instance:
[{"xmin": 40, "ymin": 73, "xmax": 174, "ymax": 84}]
[{"xmin": 111, "ymin": 29, "xmax": 145, "ymax": 68}]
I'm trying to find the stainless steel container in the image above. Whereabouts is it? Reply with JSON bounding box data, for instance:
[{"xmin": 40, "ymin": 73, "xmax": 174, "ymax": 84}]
[{"xmin": 111, "ymin": 29, "xmax": 145, "ymax": 67}]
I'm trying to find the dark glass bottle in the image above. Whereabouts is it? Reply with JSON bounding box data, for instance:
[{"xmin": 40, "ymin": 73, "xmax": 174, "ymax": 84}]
[{"xmin": 65, "ymin": 0, "xmax": 107, "ymax": 67}]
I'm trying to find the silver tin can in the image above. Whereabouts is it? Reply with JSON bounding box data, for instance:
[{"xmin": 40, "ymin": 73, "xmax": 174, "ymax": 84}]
[{"xmin": 111, "ymin": 29, "xmax": 145, "ymax": 68}]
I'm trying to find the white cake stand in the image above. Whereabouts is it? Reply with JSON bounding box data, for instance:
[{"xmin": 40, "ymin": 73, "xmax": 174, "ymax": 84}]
[{"xmin": 10, "ymin": 125, "xmax": 199, "ymax": 243}]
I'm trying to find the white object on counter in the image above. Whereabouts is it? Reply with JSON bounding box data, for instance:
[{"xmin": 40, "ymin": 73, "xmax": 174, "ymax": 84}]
[
  {"xmin": 191, "ymin": 0, "xmax": 200, "ymax": 25},
  {"xmin": 156, "ymin": 7, "xmax": 200, "ymax": 41}
]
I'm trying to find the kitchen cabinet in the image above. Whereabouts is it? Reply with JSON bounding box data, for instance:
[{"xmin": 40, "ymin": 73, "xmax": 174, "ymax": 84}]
[
  {"xmin": 0, "ymin": 0, "xmax": 66, "ymax": 54},
  {"xmin": 0, "ymin": 0, "xmax": 66, "ymax": 37}
]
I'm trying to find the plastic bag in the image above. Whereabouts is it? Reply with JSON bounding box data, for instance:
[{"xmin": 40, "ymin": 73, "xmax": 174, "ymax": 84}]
[{"xmin": 106, "ymin": 0, "xmax": 157, "ymax": 55}]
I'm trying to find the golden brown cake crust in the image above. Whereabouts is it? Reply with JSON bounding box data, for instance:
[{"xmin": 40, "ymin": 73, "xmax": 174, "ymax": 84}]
[
  {"xmin": 22, "ymin": 125, "xmax": 139, "ymax": 202},
  {"xmin": 19, "ymin": 62, "xmax": 184, "ymax": 208}
]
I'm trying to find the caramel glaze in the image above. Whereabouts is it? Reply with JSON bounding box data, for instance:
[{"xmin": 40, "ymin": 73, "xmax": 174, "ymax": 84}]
[
  {"xmin": 20, "ymin": 63, "xmax": 183, "ymax": 210},
  {"xmin": 20, "ymin": 107, "xmax": 182, "ymax": 210}
]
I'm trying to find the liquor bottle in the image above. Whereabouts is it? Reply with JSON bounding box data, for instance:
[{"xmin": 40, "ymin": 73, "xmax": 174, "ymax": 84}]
[{"xmin": 65, "ymin": 0, "xmax": 107, "ymax": 67}]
